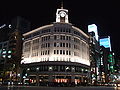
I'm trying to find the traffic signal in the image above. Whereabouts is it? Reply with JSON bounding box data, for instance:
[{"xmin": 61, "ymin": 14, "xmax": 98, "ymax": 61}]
[
  {"xmin": 108, "ymin": 53, "xmax": 115, "ymax": 65},
  {"xmin": 108, "ymin": 54, "xmax": 113, "ymax": 63},
  {"xmin": 107, "ymin": 53, "xmax": 115, "ymax": 73}
]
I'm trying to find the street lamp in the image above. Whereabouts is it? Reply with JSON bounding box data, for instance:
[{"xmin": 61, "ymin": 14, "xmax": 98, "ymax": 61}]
[
  {"xmin": 49, "ymin": 66, "xmax": 52, "ymax": 71},
  {"xmin": 36, "ymin": 67, "xmax": 39, "ymax": 86}
]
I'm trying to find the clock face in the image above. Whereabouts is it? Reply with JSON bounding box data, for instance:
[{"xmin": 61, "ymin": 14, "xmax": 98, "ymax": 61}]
[{"xmin": 59, "ymin": 11, "xmax": 66, "ymax": 17}]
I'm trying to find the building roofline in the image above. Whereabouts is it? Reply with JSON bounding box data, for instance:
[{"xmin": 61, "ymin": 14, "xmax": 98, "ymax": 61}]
[
  {"xmin": 53, "ymin": 22, "xmax": 72, "ymax": 25},
  {"xmin": 72, "ymin": 26, "xmax": 89, "ymax": 38},
  {"xmin": 23, "ymin": 22, "xmax": 89, "ymax": 39},
  {"xmin": 23, "ymin": 24, "xmax": 53, "ymax": 36}
]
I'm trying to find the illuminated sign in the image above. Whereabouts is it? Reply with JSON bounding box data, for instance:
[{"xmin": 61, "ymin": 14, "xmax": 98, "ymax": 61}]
[
  {"xmin": 99, "ymin": 36, "xmax": 111, "ymax": 51},
  {"xmin": 88, "ymin": 24, "xmax": 99, "ymax": 41},
  {"xmin": 88, "ymin": 24, "xmax": 97, "ymax": 32}
]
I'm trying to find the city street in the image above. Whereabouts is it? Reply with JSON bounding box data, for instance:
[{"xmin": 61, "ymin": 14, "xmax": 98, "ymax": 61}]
[
  {"xmin": 0, "ymin": 86, "xmax": 120, "ymax": 90},
  {"xmin": 0, "ymin": 1, "xmax": 120, "ymax": 90}
]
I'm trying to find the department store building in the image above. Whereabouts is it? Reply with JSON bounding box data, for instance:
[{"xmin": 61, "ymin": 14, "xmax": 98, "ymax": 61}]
[{"xmin": 21, "ymin": 5, "xmax": 90, "ymax": 86}]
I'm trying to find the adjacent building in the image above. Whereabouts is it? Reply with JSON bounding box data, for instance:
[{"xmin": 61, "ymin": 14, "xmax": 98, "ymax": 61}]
[
  {"xmin": 99, "ymin": 36, "xmax": 116, "ymax": 84},
  {"xmin": 88, "ymin": 24, "xmax": 100, "ymax": 85},
  {"xmin": 0, "ymin": 16, "xmax": 30, "ymax": 83}
]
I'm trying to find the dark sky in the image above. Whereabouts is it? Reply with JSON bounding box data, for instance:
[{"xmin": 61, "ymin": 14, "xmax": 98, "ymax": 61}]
[{"xmin": 0, "ymin": 0, "xmax": 120, "ymax": 56}]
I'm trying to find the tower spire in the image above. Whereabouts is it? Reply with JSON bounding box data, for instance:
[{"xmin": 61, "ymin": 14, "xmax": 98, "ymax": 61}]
[
  {"xmin": 56, "ymin": 1, "xmax": 69, "ymax": 23},
  {"xmin": 61, "ymin": 1, "xmax": 63, "ymax": 9}
]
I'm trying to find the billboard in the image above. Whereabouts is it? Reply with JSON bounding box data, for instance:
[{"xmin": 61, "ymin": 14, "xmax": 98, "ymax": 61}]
[
  {"xmin": 88, "ymin": 24, "xmax": 99, "ymax": 41},
  {"xmin": 99, "ymin": 36, "xmax": 111, "ymax": 51}
]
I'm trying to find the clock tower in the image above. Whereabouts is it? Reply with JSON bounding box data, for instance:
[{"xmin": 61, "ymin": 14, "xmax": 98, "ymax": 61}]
[{"xmin": 56, "ymin": 3, "xmax": 69, "ymax": 23}]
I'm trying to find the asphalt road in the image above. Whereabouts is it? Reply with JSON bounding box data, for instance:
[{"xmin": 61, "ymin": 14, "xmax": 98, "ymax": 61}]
[{"xmin": 0, "ymin": 86, "xmax": 120, "ymax": 90}]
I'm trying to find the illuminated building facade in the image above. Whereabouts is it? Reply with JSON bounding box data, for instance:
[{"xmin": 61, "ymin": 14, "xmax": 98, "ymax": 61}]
[
  {"xmin": 99, "ymin": 46, "xmax": 110, "ymax": 83},
  {"xmin": 99, "ymin": 37, "xmax": 116, "ymax": 83},
  {"xmin": 21, "ymin": 6, "xmax": 90, "ymax": 86},
  {"xmin": 0, "ymin": 31, "xmax": 23, "ymax": 83},
  {"xmin": 88, "ymin": 24, "xmax": 101, "ymax": 85},
  {"xmin": 0, "ymin": 41, "xmax": 9, "ymax": 82},
  {"xmin": 89, "ymin": 31, "xmax": 100, "ymax": 85}
]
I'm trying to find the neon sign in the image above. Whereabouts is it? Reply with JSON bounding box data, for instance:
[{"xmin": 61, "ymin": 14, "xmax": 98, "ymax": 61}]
[{"xmin": 99, "ymin": 36, "xmax": 111, "ymax": 51}]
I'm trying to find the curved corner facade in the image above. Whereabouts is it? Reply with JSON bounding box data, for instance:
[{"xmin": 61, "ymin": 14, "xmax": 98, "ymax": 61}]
[{"xmin": 21, "ymin": 22, "xmax": 90, "ymax": 86}]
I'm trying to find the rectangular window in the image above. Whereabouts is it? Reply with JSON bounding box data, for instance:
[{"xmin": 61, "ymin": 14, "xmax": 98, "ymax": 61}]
[
  {"xmin": 66, "ymin": 36, "xmax": 68, "ymax": 40},
  {"xmin": 48, "ymin": 43, "xmax": 50, "ymax": 47},
  {"xmin": 63, "ymin": 43, "xmax": 65, "ymax": 47},
  {"xmin": 54, "ymin": 42, "xmax": 56, "ymax": 47},
  {"xmin": 54, "ymin": 27, "xmax": 56, "ymax": 32},
  {"xmin": 66, "ymin": 50, "xmax": 68, "ymax": 55},
  {"xmin": 69, "ymin": 51, "xmax": 71, "ymax": 55},
  {"xmin": 60, "ymin": 50, "xmax": 62, "ymax": 54},
  {"xmin": 69, "ymin": 29, "xmax": 71, "ymax": 33},
  {"xmin": 43, "ymin": 37, "xmax": 45, "ymax": 41},
  {"xmin": 66, "ymin": 43, "xmax": 68, "ymax": 47},
  {"xmin": 54, "ymin": 35, "xmax": 57, "ymax": 40},
  {"xmin": 48, "ymin": 50, "xmax": 50, "ymax": 55},
  {"xmin": 57, "ymin": 50, "xmax": 59, "ymax": 54},
  {"xmin": 54, "ymin": 50, "xmax": 56, "ymax": 54},
  {"xmin": 60, "ymin": 28, "xmax": 62, "ymax": 32},
  {"xmin": 42, "ymin": 37, "xmax": 44, "ymax": 41},
  {"xmin": 66, "ymin": 28, "xmax": 68, "ymax": 32},
  {"xmin": 57, "ymin": 28, "xmax": 59, "ymax": 32},
  {"xmin": 45, "ymin": 50, "xmax": 47, "ymax": 55},
  {"xmin": 60, "ymin": 42, "xmax": 62, "ymax": 47},
  {"xmin": 69, "ymin": 36, "xmax": 71, "ymax": 40},
  {"xmin": 46, "ymin": 43, "xmax": 47, "ymax": 48},
  {"xmin": 69, "ymin": 43, "xmax": 71, "ymax": 48},
  {"xmin": 45, "ymin": 37, "xmax": 47, "ymax": 41}
]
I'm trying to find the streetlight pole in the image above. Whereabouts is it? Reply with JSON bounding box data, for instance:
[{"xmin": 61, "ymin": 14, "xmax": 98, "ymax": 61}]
[{"xmin": 36, "ymin": 67, "xmax": 39, "ymax": 86}]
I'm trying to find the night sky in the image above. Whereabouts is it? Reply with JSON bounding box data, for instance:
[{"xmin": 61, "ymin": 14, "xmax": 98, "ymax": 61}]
[{"xmin": 0, "ymin": 0, "xmax": 120, "ymax": 56}]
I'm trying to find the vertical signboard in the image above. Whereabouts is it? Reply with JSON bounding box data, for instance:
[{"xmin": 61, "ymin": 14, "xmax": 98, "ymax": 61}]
[
  {"xmin": 99, "ymin": 36, "xmax": 111, "ymax": 51},
  {"xmin": 88, "ymin": 24, "xmax": 99, "ymax": 41}
]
